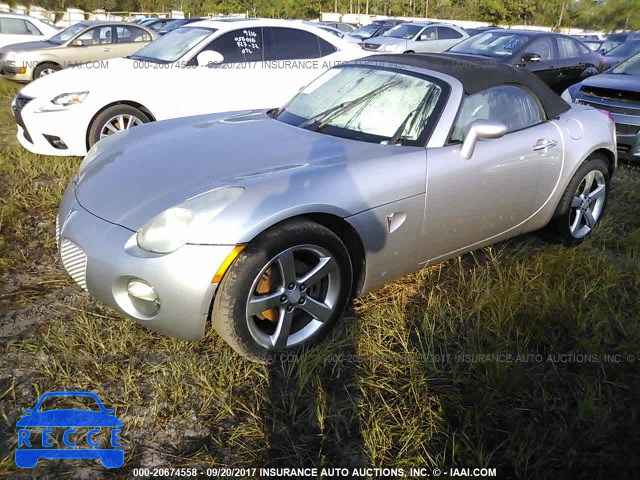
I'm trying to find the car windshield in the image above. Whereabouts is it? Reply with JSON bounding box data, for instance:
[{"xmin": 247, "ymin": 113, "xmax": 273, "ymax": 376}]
[
  {"xmin": 276, "ymin": 66, "xmax": 445, "ymax": 145},
  {"xmin": 606, "ymin": 41, "xmax": 640, "ymax": 58},
  {"xmin": 611, "ymin": 52, "xmax": 640, "ymax": 75},
  {"xmin": 383, "ymin": 24, "xmax": 421, "ymax": 39},
  {"xmin": 350, "ymin": 24, "xmax": 379, "ymax": 39},
  {"xmin": 48, "ymin": 23, "xmax": 87, "ymax": 45},
  {"xmin": 129, "ymin": 26, "xmax": 215, "ymax": 63},
  {"xmin": 160, "ymin": 19, "xmax": 187, "ymax": 32},
  {"xmin": 449, "ymin": 31, "xmax": 530, "ymax": 58}
]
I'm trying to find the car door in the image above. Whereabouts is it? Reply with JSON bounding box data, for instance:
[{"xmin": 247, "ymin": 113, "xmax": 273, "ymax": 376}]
[
  {"xmin": 0, "ymin": 17, "xmax": 43, "ymax": 48},
  {"xmin": 412, "ymin": 26, "xmax": 439, "ymax": 53},
  {"xmin": 517, "ymin": 36, "xmax": 559, "ymax": 90},
  {"xmin": 180, "ymin": 27, "xmax": 266, "ymax": 116},
  {"xmin": 422, "ymin": 85, "xmax": 563, "ymax": 263},
  {"xmin": 65, "ymin": 26, "xmax": 116, "ymax": 66},
  {"xmin": 113, "ymin": 25, "xmax": 153, "ymax": 57},
  {"xmin": 262, "ymin": 27, "xmax": 342, "ymax": 104},
  {"xmin": 555, "ymin": 37, "xmax": 587, "ymax": 92},
  {"xmin": 436, "ymin": 26, "xmax": 465, "ymax": 50}
]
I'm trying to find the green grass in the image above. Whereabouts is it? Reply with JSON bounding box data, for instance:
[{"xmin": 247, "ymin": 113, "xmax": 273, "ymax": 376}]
[{"xmin": 0, "ymin": 77, "xmax": 639, "ymax": 479}]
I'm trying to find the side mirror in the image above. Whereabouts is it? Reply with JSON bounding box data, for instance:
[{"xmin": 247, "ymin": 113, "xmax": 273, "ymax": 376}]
[
  {"xmin": 72, "ymin": 39, "xmax": 84, "ymax": 46},
  {"xmin": 521, "ymin": 52, "xmax": 541, "ymax": 63},
  {"xmin": 197, "ymin": 50, "xmax": 224, "ymax": 67},
  {"xmin": 460, "ymin": 120, "xmax": 508, "ymax": 159},
  {"xmin": 419, "ymin": 34, "xmax": 428, "ymax": 41}
]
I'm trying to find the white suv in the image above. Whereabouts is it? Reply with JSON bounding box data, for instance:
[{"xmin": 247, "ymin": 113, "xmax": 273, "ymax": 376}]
[
  {"xmin": 0, "ymin": 13, "xmax": 58, "ymax": 48},
  {"xmin": 362, "ymin": 22, "xmax": 468, "ymax": 54},
  {"xmin": 12, "ymin": 18, "xmax": 363, "ymax": 156}
]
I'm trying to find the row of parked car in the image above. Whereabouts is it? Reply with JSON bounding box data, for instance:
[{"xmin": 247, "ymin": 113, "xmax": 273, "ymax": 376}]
[
  {"xmin": 2, "ymin": 15, "xmax": 638, "ymax": 162},
  {"xmin": 0, "ymin": 14, "xmax": 630, "ymax": 358}
]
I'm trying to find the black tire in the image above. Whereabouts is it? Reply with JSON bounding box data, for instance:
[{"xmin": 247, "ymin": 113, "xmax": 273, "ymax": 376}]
[
  {"xmin": 545, "ymin": 154, "xmax": 610, "ymax": 246},
  {"xmin": 33, "ymin": 62, "xmax": 60, "ymax": 80},
  {"xmin": 211, "ymin": 219, "xmax": 353, "ymax": 361},
  {"xmin": 87, "ymin": 104, "xmax": 151, "ymax": 148},
  {"xmin": 581, "ymin": 65, "xmax": 598, "ymax": 78}
]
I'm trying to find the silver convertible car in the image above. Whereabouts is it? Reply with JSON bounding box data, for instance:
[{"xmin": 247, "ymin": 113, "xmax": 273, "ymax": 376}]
[{"xmin": 57, "ymin": 54, "xmax": 616, "ymax": 360}]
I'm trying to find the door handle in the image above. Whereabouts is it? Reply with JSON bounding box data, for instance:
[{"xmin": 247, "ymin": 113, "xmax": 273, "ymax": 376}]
[
  {"xmin": 532, "ymin": 139, "xmax": 557, "ymax": 151},
  {"xmin": 103, "ymin": 48, "xmax": 111, "ymax": 52}
]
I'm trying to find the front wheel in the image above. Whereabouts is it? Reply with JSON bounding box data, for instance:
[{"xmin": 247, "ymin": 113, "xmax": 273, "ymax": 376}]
[
  {"xmin": 211, "ymin": 219, "xmax": 353, "ymax": 361},
  {"xmin": 546, "ymin": 155, "xmax": 609, "ymax": 245},
  {"xmin": 87, "ymin": 104, "xmax": 150, "ymax": 148},
  {"xmin": 33, "ymin": 62, "xmax": 60, "ymax": 80}
]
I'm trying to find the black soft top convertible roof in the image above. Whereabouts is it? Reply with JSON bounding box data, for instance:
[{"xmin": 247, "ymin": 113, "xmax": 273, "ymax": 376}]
[{"xmin": 351, "ymin": 53, "xmax": 570, "ymax": 119}]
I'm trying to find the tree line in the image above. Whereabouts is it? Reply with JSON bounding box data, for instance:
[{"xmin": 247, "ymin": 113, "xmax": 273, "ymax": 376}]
[{"xmin": 14, "ymin": 0, "xmax": 640, "ymax": 31}]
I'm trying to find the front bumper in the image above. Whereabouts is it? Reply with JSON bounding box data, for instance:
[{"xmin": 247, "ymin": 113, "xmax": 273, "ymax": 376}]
[
  {"xmin": 57, "ymin": 184, "xmax": 236, "ymax": 340},
  {"xmin": 13, "ymin": 94, "xmax": 95, "ymax": 156},
  {"xmin": 0, "ymin": 60, "xmax": 34, "ymax": 82},
  {"xmin": 575, "ymin": 96, "xmax": 640, "ymax": 160}
]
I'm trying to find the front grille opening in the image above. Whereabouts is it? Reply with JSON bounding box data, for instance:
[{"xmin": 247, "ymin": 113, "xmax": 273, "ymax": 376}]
[{"xmin": 60, "ymin": 238, "xmax": 88, "ymax": 291}]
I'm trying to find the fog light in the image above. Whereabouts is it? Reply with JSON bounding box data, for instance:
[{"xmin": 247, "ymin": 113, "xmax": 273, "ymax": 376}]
[
  {"xmin": 127, "ymin": 279, "xmax": 160, "ymax": 316},
  {"xmin": 43, "ymin": 134, "xmax": 68, "ymax": 149}
]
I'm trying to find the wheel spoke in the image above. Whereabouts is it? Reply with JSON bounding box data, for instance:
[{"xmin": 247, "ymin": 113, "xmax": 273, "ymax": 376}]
[
  {"xmin": 582, "ymin": 171, "xmax": 595, "ymax": 196},
  {"xmin": 584, "ymin": 209, "xmax": 596, "ymax": 228},
  {"xmin": 117, "ymin": 115, "xmax": 125, "ymax": 131},
  {"xmin": 588, "ymin": 184, "xmax": 605, "ymax": 202},
  {"xmin": 299, "ymin": 296, "xmax": 332, "ymax": 323},
  {"xmin": 247, "ymin": 290, "xmax": 283, "ymax": 317},
  {"xmin": 298, "ymin": 256, "xmax": 337, "ymax": 287},
  {"xmin": 276, "ymin": 250, "xmax": 297, "ymax": 286},
  {"xmin": 571, "ymin": 196, "xmax": 583, "ymax": 208},
  {"xmin": 571, "ymin": 210, "xmax": 583, "ymax": 232},
  {"xmin": 105, "ymin": 123, "xmax": 118, "ymax": 134},
  {"xmin": 271, "ymin": 308, "xmax": 294, "ymax": 349}
]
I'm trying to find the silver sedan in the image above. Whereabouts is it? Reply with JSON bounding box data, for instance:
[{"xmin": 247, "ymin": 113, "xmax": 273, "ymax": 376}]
[{"xmin": 57, "ymin": 54, "xmax": 617, "ymax": 360}]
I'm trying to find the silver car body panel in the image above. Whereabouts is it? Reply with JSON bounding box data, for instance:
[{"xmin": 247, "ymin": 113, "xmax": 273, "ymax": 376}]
[{"xmin": 59, "ymin": 60, "xmax": 617, "ymax": 340}]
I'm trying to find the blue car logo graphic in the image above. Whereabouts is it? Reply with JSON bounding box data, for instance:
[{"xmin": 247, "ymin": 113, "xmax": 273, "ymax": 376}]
[{"xmin": 16, "ymin": 391, "xmax": 123, "ymax": 468}]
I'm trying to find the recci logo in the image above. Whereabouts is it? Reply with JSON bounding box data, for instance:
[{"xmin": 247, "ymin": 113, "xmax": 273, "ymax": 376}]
[{"xmin": 15, "ymin": 391, "xmax": 123, "ymax": 468}]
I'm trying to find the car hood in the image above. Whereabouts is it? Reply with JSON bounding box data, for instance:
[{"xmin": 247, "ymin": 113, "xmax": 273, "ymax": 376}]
[
  {"xmin": 16, "ymin": 410, "xmax": 123, "ymax": 427},
  {"xmin": 75, "ymin": 110, "xmax": 393, "ymax": 230},
  {"xmin": 20, "ymin": 57, "xmax": 135, "ymax": 97},
  {"xmin": 0, "ymin": 40, "xmax": 56, "ymax": 54},
  {"xmin": 580, "ymin": 72, "xmax": 640, "ymax": 93}
]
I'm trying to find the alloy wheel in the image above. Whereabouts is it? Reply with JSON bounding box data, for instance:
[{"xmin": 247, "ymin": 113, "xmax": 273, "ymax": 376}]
[
  {"xmin": 569, "ymin": 169, "xmax": 606, "ymax": 238},
  {"xmin": 99, "ymin": 114, "xmax": 144, "ymax": 139},
  {"xmin": 245, "ymin": 245, "xmax": 341, "ymax": 350}
]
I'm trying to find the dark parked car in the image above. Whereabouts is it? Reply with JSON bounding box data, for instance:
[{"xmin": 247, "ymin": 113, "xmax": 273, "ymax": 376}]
[
  {"xmin": 602, "ymin": 39, "xmax": 640, "ymax": 69},
  {"xmin": 318, "ymin": 21, "xmax": 356, "ymax": 33},
  {"xmin": 601, "ymin": 31, "xmax": 640, "ymax": 53},
  {"xmin": 465, "ymin": 26, "xmax": 498, "ymax": 36},
  {"xmin": 348, "ymin": 19, "xmax": 406, "ymax": 42},
  {"xmin": 563, "ymin": 52, "xmax": 640, "ymax": 161},
  {"xmin": 448, "ymin": 29, "xmax": 604, "ymax": 93},
  {"xmin": 145, "ymin": 18, "xmax": 180, "ymax": 32},
  {"xmin": 155, "ymin": 17, "xmax": 207, "ymax": 35}
]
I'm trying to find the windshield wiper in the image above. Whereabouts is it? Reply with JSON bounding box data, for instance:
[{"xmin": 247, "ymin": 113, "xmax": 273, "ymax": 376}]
[
  {"xmin": 298, "ymin": 80, "xmax": 401, "ymax": 131},
  {"xmin": 386, "ymin": 86, "xmax": 436, "ymax": 146}
]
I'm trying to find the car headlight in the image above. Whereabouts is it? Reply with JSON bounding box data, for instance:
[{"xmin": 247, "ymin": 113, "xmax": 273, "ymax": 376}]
[
  {"xmin": 51, "ymin": 91, "xmax": 88, "ymax": 106},
  {"xmin": 137, "ymin": 187, "xmax": 245, "ymax": 254},
  {"xmin": 561, "ymin": 88, "xmax": 573, "ymax": 103}
]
